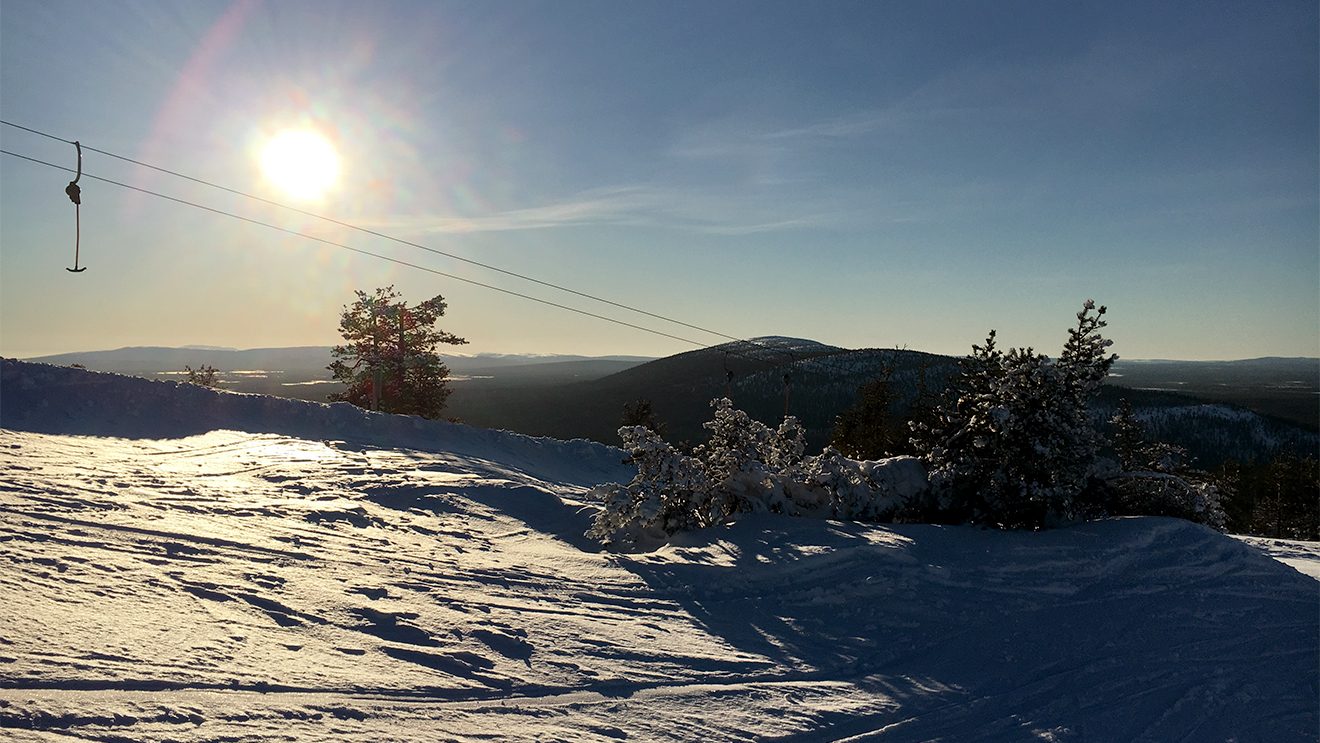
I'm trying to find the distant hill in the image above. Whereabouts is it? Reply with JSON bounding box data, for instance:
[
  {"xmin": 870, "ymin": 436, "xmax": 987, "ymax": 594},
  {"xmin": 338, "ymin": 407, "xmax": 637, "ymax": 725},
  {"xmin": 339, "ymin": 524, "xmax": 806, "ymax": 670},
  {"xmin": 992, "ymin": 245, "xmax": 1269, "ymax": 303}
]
[
  {"xmin": 27, "ymin": 346, "xmax": 335, "ymax": 375},
  {"xmin": 21, "ymin": 347, "xmax": 655, "ymax": 402},
  {"xmin": 448, "ymin": 339, "xmax": 1318, "ymax": 467},
  {"xmin": 454, "ymin": 358, "xmax": 651, "ymax": 386},
  {"xmin": 1108, "ymin": 357, "xmax": 1319, "ymax": 430},
  {"xmin": 18, "ymin": 342, "xmax": 1316, "ymax": 466},
  {"xmin": 445, "ymin": 337, "xmax": 959, "ymax": 449}
]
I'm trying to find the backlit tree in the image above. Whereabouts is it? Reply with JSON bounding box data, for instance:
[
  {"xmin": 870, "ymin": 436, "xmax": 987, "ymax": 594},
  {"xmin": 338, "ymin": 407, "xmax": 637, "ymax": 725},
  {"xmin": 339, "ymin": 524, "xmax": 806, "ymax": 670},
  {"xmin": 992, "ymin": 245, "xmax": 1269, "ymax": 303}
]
[{"xmin": 328, "ymin": 286, "xmax": 467, "ymax": 418}]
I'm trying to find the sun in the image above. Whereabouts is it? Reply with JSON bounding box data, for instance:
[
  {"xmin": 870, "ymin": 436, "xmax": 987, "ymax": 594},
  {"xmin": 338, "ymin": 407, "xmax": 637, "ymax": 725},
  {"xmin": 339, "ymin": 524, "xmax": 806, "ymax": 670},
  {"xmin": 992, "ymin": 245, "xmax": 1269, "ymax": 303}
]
[{"xmin": 259, "ymin": 128, "xmax": 341, "ymax": 201}]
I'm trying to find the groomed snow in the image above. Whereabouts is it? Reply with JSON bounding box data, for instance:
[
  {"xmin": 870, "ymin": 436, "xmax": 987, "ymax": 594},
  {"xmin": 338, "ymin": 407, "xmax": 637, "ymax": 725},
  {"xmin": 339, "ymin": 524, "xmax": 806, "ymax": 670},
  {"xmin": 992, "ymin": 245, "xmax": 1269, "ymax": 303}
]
[{"xmin": 1, "ymin": 359, "xmax": 1316, "ymax": 741}]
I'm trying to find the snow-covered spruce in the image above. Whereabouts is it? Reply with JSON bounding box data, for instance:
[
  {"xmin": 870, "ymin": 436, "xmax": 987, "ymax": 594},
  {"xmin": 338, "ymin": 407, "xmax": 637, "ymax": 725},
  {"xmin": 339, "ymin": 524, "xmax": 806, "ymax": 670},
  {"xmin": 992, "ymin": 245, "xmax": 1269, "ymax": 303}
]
[{"xmin": 912, "ymin": 300, "xmax": 1117, "ymax": 528}]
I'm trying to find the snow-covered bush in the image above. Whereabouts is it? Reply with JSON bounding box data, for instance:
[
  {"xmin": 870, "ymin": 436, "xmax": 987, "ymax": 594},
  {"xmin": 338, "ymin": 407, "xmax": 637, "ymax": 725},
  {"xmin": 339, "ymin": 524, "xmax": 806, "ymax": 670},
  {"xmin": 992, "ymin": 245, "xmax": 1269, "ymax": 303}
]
[
  {"xmin": 1108, "ymin": 473, "xmax": 1227, "ymax": 531},
  {"xmin": 857, "ymin": 456, "xmax": 929, "ymax": 518},
  {"xmin": 586, "ymin": 425, "xmax": 711, "ymax": 550},
  {"xmin": 695, "ymin": 398, "xmax": 787, "ymax": 521},
  {"xmin": 790, "ymin": 448, "xmax": 874, "ymax": 520},
  {"xmin": 588, "ymin": 399, "xmax": 928, "ymax": 549},
  {"xmin": 1103, "ymin": 400, "xmax": 1227, "ymax": 530},
  {"xmin": 913, "ymin": 301, "xmax": 1117, "ymax": 529},
  {"xmin": 790, "ymin": 449, "xmax": 923, "ymax": 522}
]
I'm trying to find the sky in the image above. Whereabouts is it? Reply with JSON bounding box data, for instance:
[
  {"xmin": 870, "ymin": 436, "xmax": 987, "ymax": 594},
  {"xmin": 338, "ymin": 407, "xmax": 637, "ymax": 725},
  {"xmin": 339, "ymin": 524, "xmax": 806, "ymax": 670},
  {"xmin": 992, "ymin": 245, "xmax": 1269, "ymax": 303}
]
[{"xmin": 1, "ymin": 0, "xmax": 1316, "ymax": 361}]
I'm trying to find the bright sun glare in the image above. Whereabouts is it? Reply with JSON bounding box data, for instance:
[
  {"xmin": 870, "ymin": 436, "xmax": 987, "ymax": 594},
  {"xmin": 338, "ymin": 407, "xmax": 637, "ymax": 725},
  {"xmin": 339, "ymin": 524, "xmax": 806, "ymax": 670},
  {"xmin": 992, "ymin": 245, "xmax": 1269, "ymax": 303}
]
[{"xmin": 259, "ymin": 129, "xmax": 341, "ymax": 201}]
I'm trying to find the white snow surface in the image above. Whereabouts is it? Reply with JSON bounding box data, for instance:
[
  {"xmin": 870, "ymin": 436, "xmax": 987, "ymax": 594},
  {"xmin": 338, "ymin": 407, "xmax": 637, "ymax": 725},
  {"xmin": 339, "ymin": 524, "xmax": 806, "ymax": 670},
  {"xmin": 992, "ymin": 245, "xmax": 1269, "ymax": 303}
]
[
  {"xmin": 1, "ymin": 359, "xmax": 1316, "ymax": 742},
  {"xmin": 1233, "ymin": 536, "xmax": 1320, "ymax": 581}
]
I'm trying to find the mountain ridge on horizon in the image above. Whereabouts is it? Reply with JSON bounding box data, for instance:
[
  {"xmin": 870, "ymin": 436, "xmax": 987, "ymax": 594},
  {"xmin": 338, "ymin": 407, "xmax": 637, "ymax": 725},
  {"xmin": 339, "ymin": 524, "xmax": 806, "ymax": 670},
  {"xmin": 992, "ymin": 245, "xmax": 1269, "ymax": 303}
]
[
  {"xmin": 16, "ymin": 339, "xmax": 1318, "ymax": 366},
  {"xmin": 18, "ymin": 345, "xmax": 655, "ymax": 363},
  {"xmin": 13, "ymin": 340, "xmax": 1319, "ymax": 435},
  {"xmin": 7, "ymin": 340, "xmax": 1317, "ymax": 461}
]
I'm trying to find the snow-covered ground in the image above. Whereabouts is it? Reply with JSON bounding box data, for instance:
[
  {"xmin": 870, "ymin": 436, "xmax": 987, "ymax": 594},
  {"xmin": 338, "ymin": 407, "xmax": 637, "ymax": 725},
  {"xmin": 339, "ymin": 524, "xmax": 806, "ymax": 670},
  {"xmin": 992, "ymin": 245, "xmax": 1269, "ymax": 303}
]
[
  {"xmin": 1234, "ymin": 535, "xmax": 1320, "ymax": 581},
  {"xmin": 1, "ymin": 360, "xmax": 1317, "ymax": 741}
]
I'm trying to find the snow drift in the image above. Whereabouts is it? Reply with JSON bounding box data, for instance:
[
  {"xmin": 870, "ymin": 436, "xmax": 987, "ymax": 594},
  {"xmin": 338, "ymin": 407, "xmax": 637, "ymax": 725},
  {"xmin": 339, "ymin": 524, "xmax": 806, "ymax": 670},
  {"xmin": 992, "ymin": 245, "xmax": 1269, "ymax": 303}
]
[
  {"xmin": 0, "ymin": 359, "xmax": 1316, "ymax": 741},
  {"xmin": 0, "ymin": 359, "xmax": 630, "ymax": 489}
]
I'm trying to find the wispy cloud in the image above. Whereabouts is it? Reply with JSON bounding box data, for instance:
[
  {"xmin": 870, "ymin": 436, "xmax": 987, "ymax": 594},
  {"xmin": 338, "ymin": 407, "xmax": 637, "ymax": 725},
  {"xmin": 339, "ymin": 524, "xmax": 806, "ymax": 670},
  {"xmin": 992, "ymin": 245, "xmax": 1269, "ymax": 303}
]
[
  {"xmin": 673, "ymin": 36, "xmax": 1199, "ymax": 164},
  {"xmin": 356, "ymin": 187, "xmax": 654, "ymax": 234},
  {"xmin": 355, "ymin": 184, "xmax": 857, "ymax": 238},
  {"xmin": 758, "ymin": 112, "xmax": 901, "ymax": 141}
]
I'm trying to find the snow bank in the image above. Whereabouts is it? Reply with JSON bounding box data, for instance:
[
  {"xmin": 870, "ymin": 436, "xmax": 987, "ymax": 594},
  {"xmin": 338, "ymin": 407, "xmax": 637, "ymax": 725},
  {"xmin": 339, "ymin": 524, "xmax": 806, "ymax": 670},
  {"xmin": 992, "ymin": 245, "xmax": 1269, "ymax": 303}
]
[
  {"xmin": 858, "ymin": 455, "xmax": 927, "ymax": 500},
  {"xmin": 0, "ymin": 359, "xmax": 629, "ymax": 488}
]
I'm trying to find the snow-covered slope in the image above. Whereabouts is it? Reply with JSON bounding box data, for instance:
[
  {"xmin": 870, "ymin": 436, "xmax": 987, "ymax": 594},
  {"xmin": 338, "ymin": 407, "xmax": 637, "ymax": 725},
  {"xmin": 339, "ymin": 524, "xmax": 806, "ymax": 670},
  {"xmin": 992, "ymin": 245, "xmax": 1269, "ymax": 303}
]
[
  {"xmin": 0, "ymin": 360, "xmax": 628, "ymax": 488},
  {"xmin": 1, "ymin": 360, "xmax": 1316, "ymax": 741}
]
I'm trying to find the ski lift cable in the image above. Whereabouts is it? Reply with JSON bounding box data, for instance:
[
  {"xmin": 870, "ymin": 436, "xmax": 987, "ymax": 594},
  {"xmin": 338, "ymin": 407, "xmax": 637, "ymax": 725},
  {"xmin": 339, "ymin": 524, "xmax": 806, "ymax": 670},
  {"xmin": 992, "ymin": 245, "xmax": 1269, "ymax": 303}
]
[
  {"xmin": 0, "ymin": 119, "xmax": 807, "ymax": 363},
  {"xmin": 1, "ymin": 148, "xmax": 709, "ymax": 348},
  {"xmin": 1, "ymin": 139, "xmax": 895, "ymax": 381},
  {"xmin": 6, "ymin": 146, "xmax": 893, "ymax": 381},
  {"xmin": 1, "ymin": 121, "xmax": 891, "ymax": 376}
]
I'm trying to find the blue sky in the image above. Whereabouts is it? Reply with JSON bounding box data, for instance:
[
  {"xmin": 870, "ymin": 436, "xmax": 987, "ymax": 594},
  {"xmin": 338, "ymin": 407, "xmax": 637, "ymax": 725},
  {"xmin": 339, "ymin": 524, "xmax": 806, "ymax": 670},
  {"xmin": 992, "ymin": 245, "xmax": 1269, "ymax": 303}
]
[{"xmin": 1, "ymin": 0, "xmax": 1316, "ymax": 360}]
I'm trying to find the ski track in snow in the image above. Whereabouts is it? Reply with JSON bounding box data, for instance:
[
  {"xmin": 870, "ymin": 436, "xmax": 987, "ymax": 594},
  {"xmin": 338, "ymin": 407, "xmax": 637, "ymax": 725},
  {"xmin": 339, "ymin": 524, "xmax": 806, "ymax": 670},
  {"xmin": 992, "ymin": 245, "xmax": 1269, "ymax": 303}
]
[{"xmin": 0, "ymin": 359, "xmax": 1317, "ymax": 741}]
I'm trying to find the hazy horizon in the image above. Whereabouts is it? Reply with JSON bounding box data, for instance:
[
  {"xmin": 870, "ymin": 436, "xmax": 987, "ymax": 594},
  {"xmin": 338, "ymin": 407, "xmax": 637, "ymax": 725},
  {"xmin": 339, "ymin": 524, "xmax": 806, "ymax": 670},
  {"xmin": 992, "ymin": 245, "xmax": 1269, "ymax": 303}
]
[{"xmin": 11, "ymin": 339, "xmax": 1320, "ymax": 366}]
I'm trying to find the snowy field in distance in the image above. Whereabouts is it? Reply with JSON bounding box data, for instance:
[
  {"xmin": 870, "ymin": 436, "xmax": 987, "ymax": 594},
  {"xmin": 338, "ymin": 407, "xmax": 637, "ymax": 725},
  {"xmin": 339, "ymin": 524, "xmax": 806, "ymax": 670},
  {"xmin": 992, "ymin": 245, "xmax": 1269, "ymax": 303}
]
[
  {"xmin": 1234, "ymin": 535, "xmax": 1320, "ymax": 581},
  {"xmin": 0, "ymin": 359, "xmax": 1316, "ymax": 741}
]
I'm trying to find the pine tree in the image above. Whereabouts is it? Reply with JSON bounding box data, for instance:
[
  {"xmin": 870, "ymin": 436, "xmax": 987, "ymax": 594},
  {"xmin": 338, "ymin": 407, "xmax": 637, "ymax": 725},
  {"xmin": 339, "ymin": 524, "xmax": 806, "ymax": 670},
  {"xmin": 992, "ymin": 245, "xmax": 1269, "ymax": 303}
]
[
  {"xmin": 830, "ymin": 366, "xmax": 904, "ymax": 460},
  {"xmin": 621, "ymin": 399, "xmax": 665, "ymax": 436},
  {"xmin": 915, "ymin": 301, "xmax": 1117, "ymax": 528},
  {"xmin": 905, "ymin": 360, "xmax": 940, "ymax": 445},
  {"xmin": 1104, "ymin": 398, "xmax": 1227, "ymax": 529},
  {"xmin": 184, "ymin": 364, "xmax": 220, "ymax": 388},
  {"xmin": 1111, "ymin": 399, "xmax": 1147, "ymax": 471},
  {"xmin": 910, "ymin": 330, "xmax": 1004, "ymax": 523},
  {"xmin": 1054, "ymin": 300, "xmax": 1118, "ymax": 479},
  {"xmin": 328, "ymin": 286, "xmax": 467, "ymax": 419},
  {"xmin": 1219, "ymin": 453, "xmax": 1317, "ymax": 539}
]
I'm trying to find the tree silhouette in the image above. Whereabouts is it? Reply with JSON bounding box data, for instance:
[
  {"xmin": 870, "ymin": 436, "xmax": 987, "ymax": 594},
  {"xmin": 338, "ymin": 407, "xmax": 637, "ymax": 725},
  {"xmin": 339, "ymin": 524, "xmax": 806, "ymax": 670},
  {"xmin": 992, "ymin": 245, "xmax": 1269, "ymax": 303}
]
[
  {"xmin": 185, "ymin": 364, "xmax": 220, "ymax": 388},
  {"xmin": 328, "ymin": 286, "xmax": 467, "ymax": 418},
  {"xmin": 621, "ymin": 399, "xmax": 665, "ymax": 436},
  {"xmin": 830, "ymin": 365, "xmax": 905, "ymax": 460}
]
